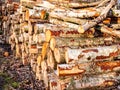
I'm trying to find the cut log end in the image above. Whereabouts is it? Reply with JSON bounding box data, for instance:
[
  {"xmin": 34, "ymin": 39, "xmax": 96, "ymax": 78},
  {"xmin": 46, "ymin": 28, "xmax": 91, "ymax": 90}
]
[
  {"xmin": 78, "ymin": 26, "xmax": 85, "ymax": 33},
  {"xmin": 37, "ymin": 55, "xmax": 42, "ymax": 66},
  {"xmin": 54, "ymin": 48, "xmax": 61, "ymax": 63},
  {"xmin": 47, "ymin": 49, "xmax": 55, "ymax": 69},
  {"xmin": 50, "ymin": 37, "xmax": 56, "ymax": 51},
  {"xmin": 41, "ymin": 42, "xmax": 49, "ymax": 60},
  {"xmin": 41, "ymin": 60, "xmax": 47, "ymax": 72},
  {"xmin": 41, "ymin": 60, "xmax": 48, "ymax": 87},
  {"xmin": 65, "ymin": 50, "xmax": 69, "ymax": 64},
  {"xmin": 40, "ymin": 10, "xmax": 46, "ymax": 20},
  {"xmin": 45, "ymin": 30, "xmax": 52, "ymax": 42}
]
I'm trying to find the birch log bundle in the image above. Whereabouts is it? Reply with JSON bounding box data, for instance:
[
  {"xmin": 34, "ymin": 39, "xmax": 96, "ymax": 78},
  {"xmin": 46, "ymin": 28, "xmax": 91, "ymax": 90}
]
[
  {"xmin": 78, "ymin": 0, "xmax": 117, "ymax": 33},
  {"xmin": 7, "ymin": 0, "xmax": 120, "ymax": 90}
]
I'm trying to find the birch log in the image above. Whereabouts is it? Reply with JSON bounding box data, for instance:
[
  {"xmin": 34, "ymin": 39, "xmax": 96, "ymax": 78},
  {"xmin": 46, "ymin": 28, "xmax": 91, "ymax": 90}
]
[
  {"xmin": 37, "ymin": 33, "xmax": 46, "ymax": 44},
  {"xmin": 41, "ymin": 42, "xmax": 49, "ymax": 60},
  {"xmin": 25, "ymin": 10, "xmax": 29, "ymax": 21},
  {"xmin": 28, "ymin": 21, "xmax": 33, "ymax": 35},
  {"xmin": 53, "ymin": 47, "xmax": 66, "ymax": 64},
  {"xmin": 57, "ymin": 61, "xmax": 120, "ymax": 76},
  {"xmin": 78, "ymin": 0, "xmax": 117, "ymax": 33},
  {"xmin": 58, "ymin": 0, "xmax": 103, "ymax": 8},
  {"xmin": 20, "ymin": 21, "xmax": 28, "ymax": 30},
  {"xmin": 39, "ymin": 37, "xmax": 120, "ymax": 64},
  {"xmin": 30, "ymin": 9, "xmax": 47, "ymax": 19},
  {"xmin": 18, "ymin": 34, "xmax": 24, "ymax": 43},
  {"xmin": 96, "ymin": 0, "xmax": 110, "ymax": 8},
  {"xmin": 44, "ymin": 25, "xmax": 61, "ymax": 42},
  {"xmin": 34, "ymin": 23, "xmax": 46, "ymax": 34},
  {"xmin": 65, "ymin": 44, "xmax": 120, "ymax": 64},
  {"xmin": 36, "ymin": 65, "xmax": 42, "ymax": 80},
  {"xmin": 29, "ymin": 18, "xmax": 49, "ymax": 23},
  {"xmin": 47, "ymin": 49, "xmax": 55, "ymax": 69},
  {"xmin": 32, "ymin": 34, "xmax": 39, "ymax": 43},
  {"xmin": 22, "ymin": 51, "xmax": 28, "ymax": 65},
  {"xmin": 49, "ymin": 18, "xmax": 80, "ymax": 31},
  {"xmin": 15, "ymin": 44, "xmax": 21, "ymax": 58},
  {"xmin": 110, "ymin": 24, "xmax": 120, "ymax": 29},
  {"xmin": 21, "ymin": 0, "xmax": 35, "ymax": 8},
  {"xmin": 36, "ymin": 1, "xmax": 55, "ymax": 9},
  {"xmin": 45, "ymin": 27, "xmax": 83, "ymax": 42},
  {"xmin": 49, "ymin": 14, "xmax": 87, "ymax": 25},
  {"xmin": 65, "ymin": 72, "xmax": 119, "ymax": 90},
  {"xmin": 23, "ymin": 32, "xmax": 29, "ymax": 41},
  {"xmin": 49, "ymin": 16, "xmax": 119, "ymax": 27},
  {"xmin": 45, "ymin": 29, "xmax": 51, "ymax": 42},
  {"xmin": 29, "ymin": 43, "xmax": 38, "ymax": 54},
  {"xmin": 41, "ymin": 60, "xmax": 48, "ymax": 88},
  {"xmin": 100, "ymin": 26, "xmax": 120, "ymax": 38},
  {"xmin": 50, "ymin": 8, "xmax": 100, "ymax": 19},
  {"xmin": 50, "ymin": 37, "xmax": 120, "ymax": 51},
  {"xmin": 30, "ymin": 58, "xmax": 37, "ymax": 72},
  {"xmin": 37, "ymin": 55, "xmax": 42, "ymax": 66},
  {"xmin": 9, "ymin": 34, "xmax": 16, "ymax": 51},
  {"xmin": 22, "ymin": 42, "xmax": 27, "ymax": 54}
]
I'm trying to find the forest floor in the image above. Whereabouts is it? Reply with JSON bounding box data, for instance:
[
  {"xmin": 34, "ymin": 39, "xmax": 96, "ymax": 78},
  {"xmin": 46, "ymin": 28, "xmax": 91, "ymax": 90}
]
[{"xmin": 0, "ymin": 43, "xmax": 45, "ymax": 90}]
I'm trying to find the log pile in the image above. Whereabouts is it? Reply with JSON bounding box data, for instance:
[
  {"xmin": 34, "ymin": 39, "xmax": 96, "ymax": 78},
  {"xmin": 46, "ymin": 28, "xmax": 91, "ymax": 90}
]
[{"xmin": 4, "ymin": 0, "xmax": 120, "ymax": 89}]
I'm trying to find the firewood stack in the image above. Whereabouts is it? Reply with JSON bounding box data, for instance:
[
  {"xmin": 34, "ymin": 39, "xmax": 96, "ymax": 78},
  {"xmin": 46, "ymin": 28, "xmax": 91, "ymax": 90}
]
[{"xmin": 7, "ymin": 0, "xmax": 120, "ymax": 89}]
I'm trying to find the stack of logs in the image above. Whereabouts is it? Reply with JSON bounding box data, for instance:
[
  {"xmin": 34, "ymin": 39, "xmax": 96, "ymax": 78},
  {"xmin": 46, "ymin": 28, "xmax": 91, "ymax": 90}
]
[{"xmin": 7, "ymin": 0, "xmax": 120, "ymax": 89}]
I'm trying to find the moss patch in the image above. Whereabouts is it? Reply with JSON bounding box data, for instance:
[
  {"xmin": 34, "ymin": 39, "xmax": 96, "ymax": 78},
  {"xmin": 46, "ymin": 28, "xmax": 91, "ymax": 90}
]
[{"xmin": 0, "ymin": 72, "xmax": 20, "ymax": 89}]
